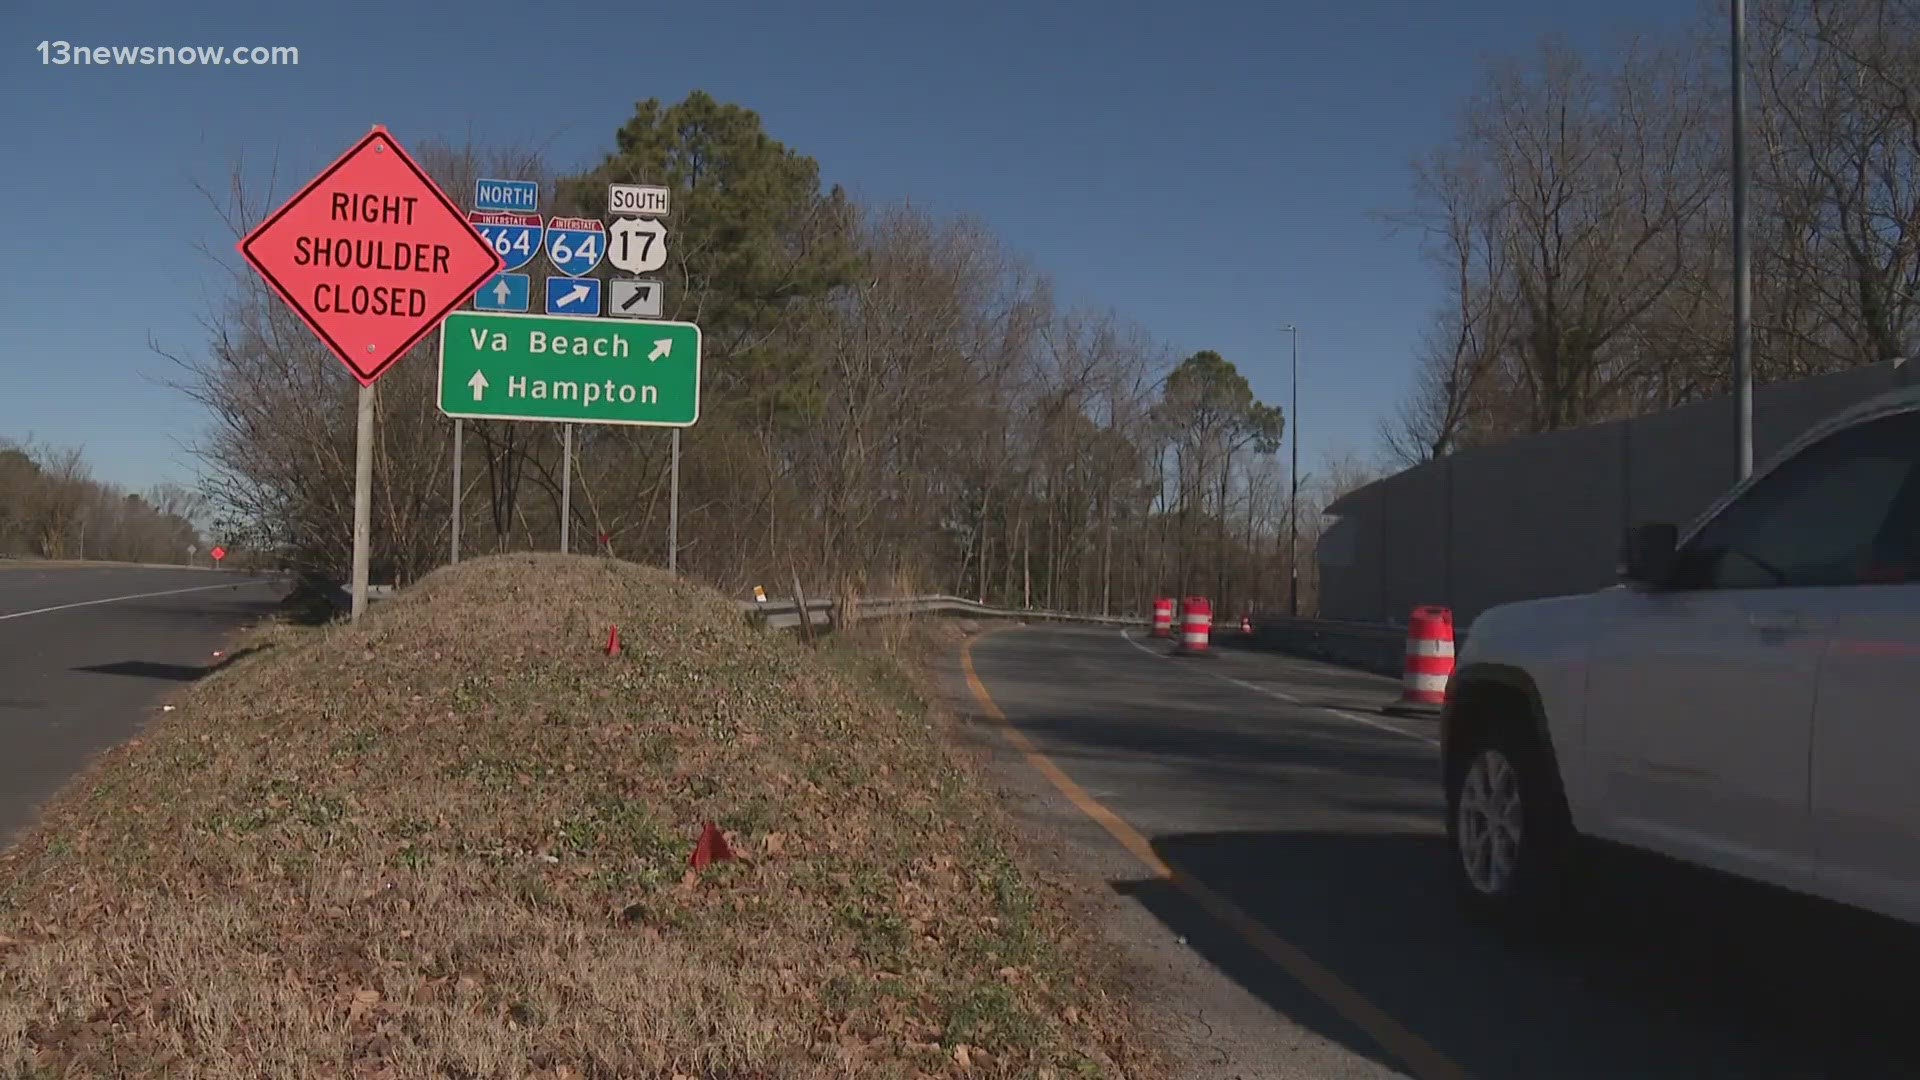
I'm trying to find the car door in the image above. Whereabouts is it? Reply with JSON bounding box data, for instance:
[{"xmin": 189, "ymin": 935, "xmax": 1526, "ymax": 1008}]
[
  {"xmin": 1584, "ymin": 413, "xmax": 1920, "ymax": 889},
  {"xmin": 1806, "ymin": 413, "xmax": 1920, "ymax": 922}
]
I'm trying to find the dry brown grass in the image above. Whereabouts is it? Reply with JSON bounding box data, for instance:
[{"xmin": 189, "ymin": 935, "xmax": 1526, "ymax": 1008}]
[{"xmin": 0, "ymin": 554, "xmax": 1157, "ymax": 1079}]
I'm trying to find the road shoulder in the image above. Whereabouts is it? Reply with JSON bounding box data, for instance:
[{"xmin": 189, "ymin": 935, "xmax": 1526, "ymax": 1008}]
[{"xmin": 939, "ymin": 628, "xmax": 1407, "ymax": 1080}]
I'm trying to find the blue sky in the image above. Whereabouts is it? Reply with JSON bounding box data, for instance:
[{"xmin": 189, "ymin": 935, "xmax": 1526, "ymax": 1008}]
[{"xmin": 0, "ymin": 0, "xmax": 1699, "ymax": 494}]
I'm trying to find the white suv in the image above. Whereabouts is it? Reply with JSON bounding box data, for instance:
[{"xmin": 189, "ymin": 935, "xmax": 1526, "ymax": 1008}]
[{"xmin": 1444, "ymin": 388, "xmax": 1920, "ymax": 926}]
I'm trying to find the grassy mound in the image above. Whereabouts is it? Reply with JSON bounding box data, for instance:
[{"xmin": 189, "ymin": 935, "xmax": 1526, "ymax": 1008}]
[{"xmin": 0, "ymin": 555, "xmax": 1155, "ymax": 1078}]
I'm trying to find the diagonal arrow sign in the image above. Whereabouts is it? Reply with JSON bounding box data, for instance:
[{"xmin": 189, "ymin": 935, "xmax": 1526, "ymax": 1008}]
[
  {"xmin": 648, "ymin": 339, "xmax": 672, "ymax": 361},
  {"xmin": 559, "ymin": 283, "xmax": 591, "ymax": 307},
  {"xmin": 620, "ymin": 283, "xmax": 651, "ymax": 311}
]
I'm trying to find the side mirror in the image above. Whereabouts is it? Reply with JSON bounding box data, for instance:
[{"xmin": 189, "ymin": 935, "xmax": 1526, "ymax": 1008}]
[{"xmin": 1620, "ymin": 523, "xmax": 1679, "ymax": 587}]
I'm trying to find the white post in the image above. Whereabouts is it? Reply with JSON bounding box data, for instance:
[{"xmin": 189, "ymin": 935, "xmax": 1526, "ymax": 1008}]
[
  {"xmin": 1731, "ymin": 0, "xmax": 1754, "ymax": 480},
  {"xmin": 1288, "ymin": 326, "xmax": 1301, "ymax": 617},
  {"xmin": 560, "ymin": 423, "xmax": 573, "ymax": 554},
  {"xmin": 669, "ymin": 428, "xmax": 680, "ymax": 575},
  {"xmin": 351, "ymin": 382, "xmax": 374, "ymax": 622},
  {"xmin": 450, "ymin": 417, "xmax": 463, "ymax": 565}
]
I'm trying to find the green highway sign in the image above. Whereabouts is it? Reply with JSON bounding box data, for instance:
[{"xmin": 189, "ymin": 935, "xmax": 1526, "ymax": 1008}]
[{"xmin": 437, "ymin": 311, "xmax": 700, "ymax": 426}]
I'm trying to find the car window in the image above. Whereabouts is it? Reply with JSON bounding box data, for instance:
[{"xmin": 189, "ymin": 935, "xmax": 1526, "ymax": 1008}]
[{"xmin": 1670, "ymin": 412, "xmax": 1920, "ymax": 590}]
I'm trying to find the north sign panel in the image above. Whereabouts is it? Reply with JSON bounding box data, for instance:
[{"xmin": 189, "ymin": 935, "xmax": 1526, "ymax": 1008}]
[{"xmin": 473, "ymin": 178, "xmax": 538, "ymax": 214}]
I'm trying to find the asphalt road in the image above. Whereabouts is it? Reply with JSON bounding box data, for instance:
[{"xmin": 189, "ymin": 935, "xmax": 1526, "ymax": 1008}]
[
  {"xmin": 960, "ymin": 625, "xmax": 1920, "ymax": 1080},
  {"xmin": 0, "ymin": 564, "xmax": 284, "ymax": 845}
]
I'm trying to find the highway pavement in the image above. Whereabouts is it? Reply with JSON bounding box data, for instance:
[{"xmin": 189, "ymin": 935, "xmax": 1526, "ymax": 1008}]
[
  {"xmin": 956, "ymin": 624, "xmax": 1920, "ymax": 1080},
  {"xmin": 0, "ymin": 564, "xmax": 284, "ymax": 845}
]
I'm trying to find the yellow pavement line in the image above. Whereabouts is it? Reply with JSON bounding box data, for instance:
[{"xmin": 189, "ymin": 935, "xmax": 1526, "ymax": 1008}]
[
  {"xmin": 963, "ymin": 635, "xmax": 1174, "ymax": 878},
  {"xmin": 960, "ymin": 631, "xmax": 1470, "ymax": 1080}
]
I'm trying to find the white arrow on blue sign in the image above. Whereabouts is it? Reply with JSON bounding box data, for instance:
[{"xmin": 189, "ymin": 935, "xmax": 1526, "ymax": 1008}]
[
  {"xmin": 469, "ymin": 212, "xmax": 543, "ymax": 272},
  {"xmin": 474, "ymin": 272, "xmax": 530, "ymax": 312},
  {"xmin": 545, "ymin": 276, "xmax": 601, "ymax": 316},
  {"xmin": 545, "ymin": 217, "xmax": 605, "ymax": 278}
]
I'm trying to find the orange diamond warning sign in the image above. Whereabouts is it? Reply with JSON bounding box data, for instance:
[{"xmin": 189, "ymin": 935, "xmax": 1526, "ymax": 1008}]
[{"xmin": 237, "ymin": 126, "xmax": 503, "ymax": 386}]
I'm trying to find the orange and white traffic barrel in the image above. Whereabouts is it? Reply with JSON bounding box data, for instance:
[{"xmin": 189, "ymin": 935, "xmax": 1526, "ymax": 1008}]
[
  {"xmin": 1151, "ymin": 597, "xmax": 1174, "ymax": 638},
  {"xmin": 1174, "ymin": 596, "xmax": 1213, "ymax": 655},
  {"xmin": 1391, "ymin": 605, "xmax": 1454, "ymax": 713}
]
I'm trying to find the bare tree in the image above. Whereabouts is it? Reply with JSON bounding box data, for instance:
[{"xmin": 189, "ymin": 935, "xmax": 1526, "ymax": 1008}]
[
  {"xmin": 1387, "ymin": 35, "xmax": 1720, "ymax": 458},
  {"xmin": 1752, "ymin": 0, "xmax": 1920, "ymax": 368},
  {"xmin": 27, "ymin": 445, "xmax": 91, "ymax": 558},
  {"xmin": 1382, "ymin": 144, "xmax": 1517, "ymax": 464}
]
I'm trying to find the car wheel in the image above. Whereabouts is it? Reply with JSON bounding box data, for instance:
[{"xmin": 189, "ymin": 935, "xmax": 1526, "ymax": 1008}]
[{"xmin": 1447, "ymin": 733, "xmax": 1572, "ymax": 925}]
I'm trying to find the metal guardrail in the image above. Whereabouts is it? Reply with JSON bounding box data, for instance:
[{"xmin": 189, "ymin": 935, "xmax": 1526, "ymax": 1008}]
[
  {"xmin": 739, "ymin": 593, "xmax": 1147, "ymax": 632},
  {"xmin": 741, "ymin": 590, "xmax": 1466, "ymax": 679}
]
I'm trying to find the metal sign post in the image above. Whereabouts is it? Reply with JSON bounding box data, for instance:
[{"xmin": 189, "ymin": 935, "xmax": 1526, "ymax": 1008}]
[
  {"xmin": 450, "ymin": 417, "xmax": 463, "ymax": 564},
  {"xmin": 560, "ymin": 424, "xmax": 573, "ymax": 554},
  {"xmin": 669, "ymin": 427, "xmax": 680, "ymax": 575},
  {"xmin": 351, "ymin": 384, "xmax": 375, "ymax": 620},
  {"xmin": 1731, "ymin": 0, "xmax": 1754, "ymax": 481}
]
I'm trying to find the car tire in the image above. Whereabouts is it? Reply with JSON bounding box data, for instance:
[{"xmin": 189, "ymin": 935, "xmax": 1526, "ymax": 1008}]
[{"xmin": 1445, "ymin": 729, "xmax": 1574, "ymax": 927}]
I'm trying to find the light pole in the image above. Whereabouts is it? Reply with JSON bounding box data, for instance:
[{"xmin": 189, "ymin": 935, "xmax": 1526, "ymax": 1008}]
[
  {"xmin": 1732, "ymin": 0, "xmax": 1753, "ymax": 479},
  {"xmin": 1282, "ymin": 324, "xmax": 1300, "ymax": 617}
]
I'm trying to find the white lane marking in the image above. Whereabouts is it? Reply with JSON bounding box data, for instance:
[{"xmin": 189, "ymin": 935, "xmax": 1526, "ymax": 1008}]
[
  {"xmin": 0, "ymin": 580, "xmax": 263, "ymax": 621},
  {"xmin": 1119, "ymin": 630, "xmax": 1438, "ymax": 746}
]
